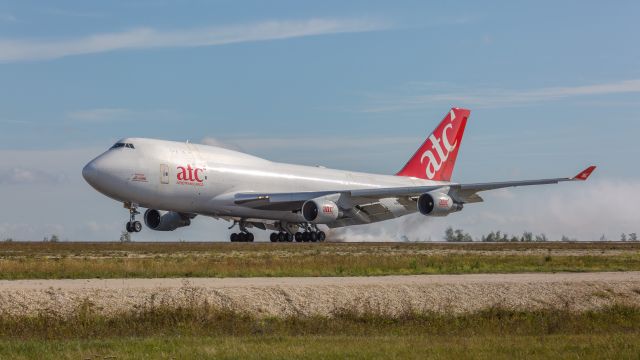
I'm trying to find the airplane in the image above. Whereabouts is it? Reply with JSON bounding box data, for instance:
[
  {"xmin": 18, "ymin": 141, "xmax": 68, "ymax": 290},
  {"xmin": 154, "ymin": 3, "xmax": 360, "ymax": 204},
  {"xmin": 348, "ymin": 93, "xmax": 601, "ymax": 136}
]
[{"xmin": 82, "ymin": 107, "xmax": 596, "ymax": 242}]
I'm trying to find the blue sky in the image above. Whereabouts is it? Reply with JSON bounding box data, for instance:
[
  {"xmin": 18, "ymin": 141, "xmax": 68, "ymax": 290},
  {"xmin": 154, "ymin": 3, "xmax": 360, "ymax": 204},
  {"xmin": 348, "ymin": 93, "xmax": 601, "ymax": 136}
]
[{"xmin": 0, "ymin": 1, "xmax": 638, "ymax": 241}]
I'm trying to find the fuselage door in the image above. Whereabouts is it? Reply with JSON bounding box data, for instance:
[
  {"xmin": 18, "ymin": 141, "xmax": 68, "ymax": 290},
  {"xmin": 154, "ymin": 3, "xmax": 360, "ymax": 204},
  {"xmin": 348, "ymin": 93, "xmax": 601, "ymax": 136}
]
[{"xmin": 160, "ymin": 164, "xmax": 169, "ymax": 184}]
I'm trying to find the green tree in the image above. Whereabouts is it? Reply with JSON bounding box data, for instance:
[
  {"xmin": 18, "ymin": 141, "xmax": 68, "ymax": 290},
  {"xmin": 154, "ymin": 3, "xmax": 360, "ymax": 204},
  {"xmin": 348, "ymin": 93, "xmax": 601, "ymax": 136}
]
[
  {"xmin": 535, "ymin": 234, "xmax": 548, "ymax": 242},
  {"xmin": 444, "ymin": 227, "xmax": 455, "ymax": 242}
]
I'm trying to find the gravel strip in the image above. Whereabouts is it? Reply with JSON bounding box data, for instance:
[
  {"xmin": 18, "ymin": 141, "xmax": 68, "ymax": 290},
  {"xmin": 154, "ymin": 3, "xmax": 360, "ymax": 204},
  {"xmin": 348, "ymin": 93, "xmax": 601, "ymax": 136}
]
[{"xmin": 1, "ymin": 272, "xmax": 639, "ymax": 317}]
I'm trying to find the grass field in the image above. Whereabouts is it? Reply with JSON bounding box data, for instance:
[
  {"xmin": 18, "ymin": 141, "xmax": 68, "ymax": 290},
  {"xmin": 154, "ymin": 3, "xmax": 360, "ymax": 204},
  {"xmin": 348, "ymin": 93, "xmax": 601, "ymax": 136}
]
[
  {"xmin": 1, "ymin": 242, "xmax": 639, "ymax": 358},
  {"xmin": 0, "ymin": 241, "xmax": 638, "ymax": 279},
  {"xmin": 0, "ymin": 305, "xmax": 639, "ymax": 359}
]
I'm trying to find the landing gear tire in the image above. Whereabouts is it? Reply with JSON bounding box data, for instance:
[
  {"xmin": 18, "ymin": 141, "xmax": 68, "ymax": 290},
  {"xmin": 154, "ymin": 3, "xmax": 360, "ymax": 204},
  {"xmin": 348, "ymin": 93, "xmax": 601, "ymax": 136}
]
[
  {"xmin": 125, "ymin": 221, "xmax": 142, "ymax": 233},
  {"xmin": 270, "ymin": 233, "xmax": 278, "ymax": 242},
  {"xmin": 124, "ymin": 203, "xmax": 141, "ymax": 233},
  {"xmin": 295, "ymin": 232, "xmax": 303, "ymax": 242},
  {"xmin": 230, "ymin": 232, "xmax": 254, "ymax": 242},
  {"xmin": 277, "ymin": 232, "xmax": 286, "ymax": 242},
  {"xmin": 310, "ymin": 231, "xmax": 318, "ymax": 242},
  {"xmin": 317, "ymin": 231, "xmax": 326, "ymax": 242}
]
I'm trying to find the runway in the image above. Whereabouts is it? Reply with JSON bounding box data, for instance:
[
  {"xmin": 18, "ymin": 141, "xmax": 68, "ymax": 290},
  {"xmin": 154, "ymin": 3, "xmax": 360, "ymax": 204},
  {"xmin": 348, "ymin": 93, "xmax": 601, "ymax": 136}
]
[{"xmin": 1, "ymin": 272, "xmax": 639, "ymax": 317}]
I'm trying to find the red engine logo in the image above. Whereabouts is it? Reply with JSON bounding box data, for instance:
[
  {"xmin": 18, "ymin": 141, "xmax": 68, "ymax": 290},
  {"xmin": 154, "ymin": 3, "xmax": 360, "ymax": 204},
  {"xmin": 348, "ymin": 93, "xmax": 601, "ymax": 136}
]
[
  {"xmin": 177, "ymin": 165, "xmax": 205, "ymax": 186},
  {"xmin": 322, "ymin": 205, "xmax": 334, "ymax": 214}
]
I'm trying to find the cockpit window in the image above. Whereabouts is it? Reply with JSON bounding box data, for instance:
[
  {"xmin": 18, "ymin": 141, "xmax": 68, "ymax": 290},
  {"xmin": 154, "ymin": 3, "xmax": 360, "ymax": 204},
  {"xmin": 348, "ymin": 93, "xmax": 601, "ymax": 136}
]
[{"xmin": 111, "ymin": 142, "xmax": 135, "ymax": 150}]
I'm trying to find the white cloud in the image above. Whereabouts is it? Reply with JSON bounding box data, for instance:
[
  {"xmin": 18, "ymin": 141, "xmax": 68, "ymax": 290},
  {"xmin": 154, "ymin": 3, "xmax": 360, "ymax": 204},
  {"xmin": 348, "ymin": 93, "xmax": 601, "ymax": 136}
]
[
  {"xmin": 0, "ymin": 167, "xmax": 66, "ymax": 184},
  {"xmin": 365, "ymin": 79, "xmax": 640, "ymax": 112},
  {"xmin": 333, "ymin": 179, "xmax": 640, "ymax": 242},
  {"xmin": 66, "ymin": 108, "xmax": 179, "ymax": 123},
  {"xmin": 0, "ymin": 18, "xmax": 389, "ymax": 63},
  {"xmin": 0, "ymin": 13, "xmax": 16, "ymax": 23},
  {"xmin": 39, "ymin": 7, "xmax": 104, "ymax": 18},
  {"xmin": 66, "ymin": 108, "xmax": 131, "ymax": 122},
  {"xmin": 200, "ymin": 137, "xmax": 244, "ymax": 152},
  {"xmin": 0, "ymin": 119, "xmax": 31, "ymax": 125},
  {"xmin": 201, "ymin": 135, "xmax": 418, "ymax": 151}
]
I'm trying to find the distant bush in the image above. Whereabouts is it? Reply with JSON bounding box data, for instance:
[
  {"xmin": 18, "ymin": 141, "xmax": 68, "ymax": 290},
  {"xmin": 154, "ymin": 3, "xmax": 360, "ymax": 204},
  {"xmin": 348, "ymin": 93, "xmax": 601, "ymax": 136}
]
[
  {"xmin": 444, "ymin": 227, "xmax": 472, "ymax": 242},
  {"xmin": 120, "ymin": 231, "xmax": 132, "ymax": 243},
  {"xmin": 480, "ymin": 230, "xmax": 548, "ymax": 242},
  {"xmin": 43, "ymin": 235, "xmax": 60, "ymax": 242}
]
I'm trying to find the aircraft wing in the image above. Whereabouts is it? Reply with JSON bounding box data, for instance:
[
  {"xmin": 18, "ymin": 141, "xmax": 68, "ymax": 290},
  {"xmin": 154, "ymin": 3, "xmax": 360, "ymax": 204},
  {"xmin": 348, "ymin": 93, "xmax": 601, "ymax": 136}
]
[{"xmin": 233, "ymin": 166, "xmax": 596, "ymax": 211}]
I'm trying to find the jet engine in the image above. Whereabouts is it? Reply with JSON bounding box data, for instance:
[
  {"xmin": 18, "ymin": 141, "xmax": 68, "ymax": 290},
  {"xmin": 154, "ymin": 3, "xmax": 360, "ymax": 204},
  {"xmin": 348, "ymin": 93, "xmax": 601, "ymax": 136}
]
[
  {"xmin": 144, "ymin": 209, "xmax": 191, "ymax": 231},
  {"xmin": 417, "ymin": 192, "xmax": 463, "ymax": 217},
  {"xmin": 302, "ymin": 198, "xmax": 341, "ymax": 224}
]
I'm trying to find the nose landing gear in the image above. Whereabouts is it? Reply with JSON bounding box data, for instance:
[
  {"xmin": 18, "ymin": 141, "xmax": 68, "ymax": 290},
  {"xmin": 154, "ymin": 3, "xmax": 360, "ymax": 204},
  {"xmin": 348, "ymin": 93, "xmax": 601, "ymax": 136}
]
[{"xmin": 125, "ymin": 203, "xmax": 142, "ymax": 233}]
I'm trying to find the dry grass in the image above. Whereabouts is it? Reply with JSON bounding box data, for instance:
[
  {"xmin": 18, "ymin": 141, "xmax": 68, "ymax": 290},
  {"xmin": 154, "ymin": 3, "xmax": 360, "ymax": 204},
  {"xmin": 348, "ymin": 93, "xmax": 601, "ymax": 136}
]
[
  {"xmin": 0, "ymin": 242, "xmax": 638, "ymax": 279},
  {"xmin": 3, "ymin": 334, "xmax": 640, "ymax": 360},
  {"xmin": 0, "ymin": 305, "xmax": 639, "ymax": 359},
  {"xmin": 1, "ymin": 303, "xmax": 639, "ymax": 339}
]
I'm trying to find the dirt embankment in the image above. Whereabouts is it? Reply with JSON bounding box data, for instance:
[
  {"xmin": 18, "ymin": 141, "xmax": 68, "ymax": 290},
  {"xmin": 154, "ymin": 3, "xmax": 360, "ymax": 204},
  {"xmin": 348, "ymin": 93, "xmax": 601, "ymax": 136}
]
[{"xmin": 1, "ymin": 272, "xmax": 639, "ymax": 318}]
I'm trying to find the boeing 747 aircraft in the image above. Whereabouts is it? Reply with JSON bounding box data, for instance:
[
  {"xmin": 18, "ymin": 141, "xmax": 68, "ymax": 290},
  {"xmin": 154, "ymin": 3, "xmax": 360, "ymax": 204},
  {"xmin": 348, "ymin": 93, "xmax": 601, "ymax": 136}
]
[{"xmin": 82, "ymin": 108, "xmax": 596, "ymax": 242}]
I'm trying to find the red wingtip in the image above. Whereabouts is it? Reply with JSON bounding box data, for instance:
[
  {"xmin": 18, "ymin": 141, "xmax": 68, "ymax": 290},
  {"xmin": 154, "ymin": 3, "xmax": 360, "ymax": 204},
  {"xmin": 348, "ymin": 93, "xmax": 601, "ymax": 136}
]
[{"xmin": 573, "ymin": 165, "xmax": 596, "ymax": 181}]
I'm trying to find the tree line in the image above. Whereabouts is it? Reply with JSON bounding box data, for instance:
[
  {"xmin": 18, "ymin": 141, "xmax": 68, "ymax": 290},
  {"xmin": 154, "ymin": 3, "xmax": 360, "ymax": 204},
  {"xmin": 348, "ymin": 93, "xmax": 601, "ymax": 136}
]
[{"xmin": 444, "ymin": 227, "xmax": 638, "ymax": 242}]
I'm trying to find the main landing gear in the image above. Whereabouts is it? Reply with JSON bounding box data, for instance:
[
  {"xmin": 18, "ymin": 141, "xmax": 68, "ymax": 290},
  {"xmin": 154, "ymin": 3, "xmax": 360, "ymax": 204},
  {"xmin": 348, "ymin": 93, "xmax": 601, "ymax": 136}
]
[
  {"xmin": 230, "ymin": 232, "xmax": 254, "ymax": 242},
  {"xmin": 270, "ymin": 230, "xmax": 326, "ymax": 242},
  {"xmin": 229, "ymin": 219, "xmax": 254, "ymax": 242},
  {"xmin": 125, "ymin": 204, "xmax": 142, "ymax": 233},
  {"xmin": 270, "ymin": 232, "xmax": 293, "ymax": 242}
]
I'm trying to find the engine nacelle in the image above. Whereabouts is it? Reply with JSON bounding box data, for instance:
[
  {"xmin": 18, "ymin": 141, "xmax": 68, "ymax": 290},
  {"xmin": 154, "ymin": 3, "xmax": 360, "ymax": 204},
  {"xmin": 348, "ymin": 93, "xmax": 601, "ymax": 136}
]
[
  {"xmin": 417, "ymin": 192, "xmax": 463, "ymax": 217},
  {"xmin": 144, "ymin": 209, "xmax": 191, "ymax": 231},
  {"xmin": 302, "ymin": 198, "xmax": 341, "ymax": 224}
]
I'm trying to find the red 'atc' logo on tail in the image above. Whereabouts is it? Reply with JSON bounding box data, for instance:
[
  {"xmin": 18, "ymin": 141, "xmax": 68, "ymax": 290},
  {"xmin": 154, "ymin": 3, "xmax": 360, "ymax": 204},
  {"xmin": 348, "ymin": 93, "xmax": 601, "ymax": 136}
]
[{"xmin": 396, "ymin": 108, "xmax": 470, "ymax": 181}]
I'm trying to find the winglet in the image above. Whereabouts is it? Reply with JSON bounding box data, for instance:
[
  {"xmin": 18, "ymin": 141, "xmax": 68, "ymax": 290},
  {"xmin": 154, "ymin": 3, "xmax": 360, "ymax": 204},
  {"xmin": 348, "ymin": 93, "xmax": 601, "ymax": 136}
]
[{"xmin": 572, "ymin": 165, "xmax": 596, "ymax": 181}]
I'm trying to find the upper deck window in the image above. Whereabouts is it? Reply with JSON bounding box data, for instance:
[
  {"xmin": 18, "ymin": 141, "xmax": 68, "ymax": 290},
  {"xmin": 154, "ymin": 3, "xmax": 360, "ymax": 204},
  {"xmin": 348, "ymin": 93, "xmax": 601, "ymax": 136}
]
[{"xmin": 110, "ymin": 143, "xmax": 135, "ymax": 150}]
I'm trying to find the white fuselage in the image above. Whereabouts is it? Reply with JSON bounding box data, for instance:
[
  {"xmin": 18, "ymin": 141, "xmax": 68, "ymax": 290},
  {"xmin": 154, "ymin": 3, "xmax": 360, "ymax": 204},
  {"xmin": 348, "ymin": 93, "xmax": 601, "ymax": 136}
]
[{"xmin": 82, "ymin": 138, "xmax": 441, "ymax": 225}]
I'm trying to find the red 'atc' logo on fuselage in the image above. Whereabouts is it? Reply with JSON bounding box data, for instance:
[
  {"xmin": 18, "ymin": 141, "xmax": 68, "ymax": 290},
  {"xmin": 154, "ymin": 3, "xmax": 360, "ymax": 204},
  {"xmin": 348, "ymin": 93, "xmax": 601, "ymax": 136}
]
[{"xmin": 177, "ymin": 165, "xmax": 204, "ymax": 186}]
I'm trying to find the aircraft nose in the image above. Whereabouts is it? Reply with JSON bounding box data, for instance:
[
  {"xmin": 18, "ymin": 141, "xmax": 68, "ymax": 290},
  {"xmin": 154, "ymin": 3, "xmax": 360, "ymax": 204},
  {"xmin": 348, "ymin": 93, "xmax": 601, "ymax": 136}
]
[{"xmin": 82, "ymin": 161, "xmax": 98, "ymax": 185}]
